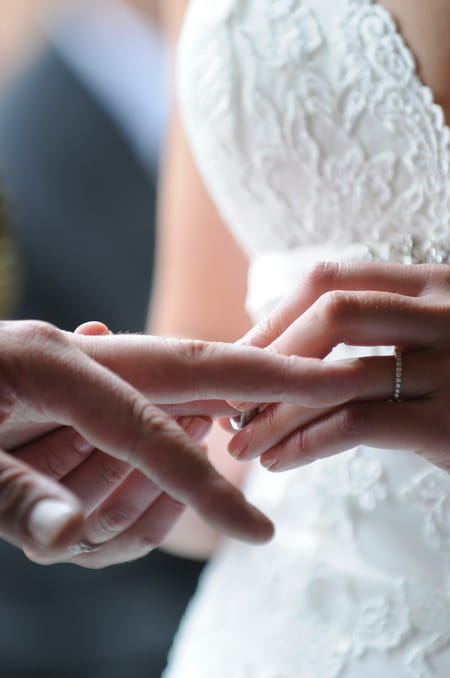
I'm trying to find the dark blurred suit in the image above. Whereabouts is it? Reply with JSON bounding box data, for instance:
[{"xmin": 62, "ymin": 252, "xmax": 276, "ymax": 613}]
[
  {"xmin": 1, "ymin": 44, "xmax": 155, "ymax": 332},
  {"xmin": 0, "ymin": 42, "xmax": 203, "ymax": 678}
]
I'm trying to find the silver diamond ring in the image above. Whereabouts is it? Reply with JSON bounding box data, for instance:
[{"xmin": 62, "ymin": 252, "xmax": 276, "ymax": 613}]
[
  {"xmin": 230, "ymin": 407, "xmax": 261, "ymax": 431},
  {"xmin": 392, "ymin": 348, "xmax": 403, "ymax": 402},
  {"xmin": 68, "ymin": 541, "xmax": 102, "ymax": 556}
]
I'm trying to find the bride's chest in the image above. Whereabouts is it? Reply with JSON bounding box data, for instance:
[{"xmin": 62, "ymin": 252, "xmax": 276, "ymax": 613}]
[{"xmin": 179, "ymin": 0, "xmax": 450, "ymax": 257}]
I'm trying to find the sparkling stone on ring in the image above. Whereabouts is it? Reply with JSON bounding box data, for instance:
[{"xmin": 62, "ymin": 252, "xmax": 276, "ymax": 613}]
[{"xmin": 392, "ymin": 347, "xmax": 403, "ymax": 402}]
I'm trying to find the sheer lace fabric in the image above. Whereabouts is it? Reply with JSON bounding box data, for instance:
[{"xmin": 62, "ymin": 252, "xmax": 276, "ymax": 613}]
[{"xmin": 164, "ymin": 1, "xmax": 450, "ymax": 676}]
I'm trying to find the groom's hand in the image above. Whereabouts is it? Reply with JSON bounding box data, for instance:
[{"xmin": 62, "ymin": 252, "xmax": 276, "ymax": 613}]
[
  {"xmin": 3, "ymin": 321, "xmax": 364, "ymax": 567},
  {"xmin": 0, "ymin": 320, "xmax": 276, "ymax": 565}
]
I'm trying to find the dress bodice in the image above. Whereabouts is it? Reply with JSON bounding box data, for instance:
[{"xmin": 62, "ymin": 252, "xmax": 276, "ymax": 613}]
[
  {"xmin": 165, "ymin": 2, "xmax": 450, "ymax": 677},
  {"xmin": 178, "ymin": 0, "xmax": 450, "ymax": 263}
]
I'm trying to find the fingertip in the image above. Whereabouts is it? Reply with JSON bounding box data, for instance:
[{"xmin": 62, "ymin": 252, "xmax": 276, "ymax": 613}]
[
  {"xmin": 74, "ymin": 321, "xmax": 112, "ymax": 336},
  {"xmin": 234, "ymin": 329, "xmax": 265, "ymax": 348},
  {"xmin": 247, "ymin": 507, "xmax": 275, "ymax": 543},
  {"xmin": 26, "ymin": 498, "xmax": 84, "ymax": 550},
  {"xmin": 229, "ymin": 492, "xmax": 275, "ymax": 544}
]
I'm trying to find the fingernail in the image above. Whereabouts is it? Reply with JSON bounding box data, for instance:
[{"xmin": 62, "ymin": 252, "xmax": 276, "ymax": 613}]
[
  {"xmin": 260, "ymin": 454, "xmax": 279, "ymax": 471},
  {"xmin": 228, "ymin": 429, "xmax": 251, "ymax": 459},
  {"xmin": 73, "ymin": 434, "xmax": 95, "ymax": 455},
  {"xmin": 27, "ymin": 499, "xmax": 79, "ymax": 547}
]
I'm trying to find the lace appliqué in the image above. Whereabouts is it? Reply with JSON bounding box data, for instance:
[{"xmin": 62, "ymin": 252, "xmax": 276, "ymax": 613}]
[
  {"xmin": 403, "ymin": 469, "xmax": 450, "ymax": 554},
  {"xmin": 253, "ymin": 1, "xmax": 323, "ymax": 67},
  {"xmin": 178, "ymin": 0, "xmax": 450, "ymax": 261}
]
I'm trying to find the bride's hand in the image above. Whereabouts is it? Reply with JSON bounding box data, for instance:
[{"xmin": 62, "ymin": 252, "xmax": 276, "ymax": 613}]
[{"xmin": 229, "ymin": 261, "xmax": 450, "ymax": 473}]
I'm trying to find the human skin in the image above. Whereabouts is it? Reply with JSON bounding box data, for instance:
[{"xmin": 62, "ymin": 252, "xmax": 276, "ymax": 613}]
[
  {"xmin": 0, "ymin": 319, "xmax": 365, "ymax": 567},
  {"xmin": 227, "ymin": 262, "xmax": 450, "ymax": 473}
]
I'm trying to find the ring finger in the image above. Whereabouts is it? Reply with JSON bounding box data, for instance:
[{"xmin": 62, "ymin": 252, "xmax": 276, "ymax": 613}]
[
  {"xmin": 259, "ymin": 397, "xmax": 448, "ymax": 472},
  {"xmin": 69, "ymin": 493, "xmax": 185, "ymax": 568},
  {"xmin": 230, "ymin": 350, "xmax": 438, "ymax": 461},
  {"xmin": 80, "ymin": 469, "xmax": 164, "ymax": 545}
]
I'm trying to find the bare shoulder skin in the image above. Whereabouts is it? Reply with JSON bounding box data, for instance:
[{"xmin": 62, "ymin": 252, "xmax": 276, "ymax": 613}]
[{"xmin": 379, "ymin": 0, "xmax": 450, "ymax": 122}]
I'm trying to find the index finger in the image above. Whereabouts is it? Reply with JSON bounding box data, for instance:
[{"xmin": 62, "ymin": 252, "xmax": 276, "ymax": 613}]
[
  {"xmin": 241, "ymin": 261, "xmax": 448, "ymax": 349},
  {"xmin": 73, "ymin": 334, "xmax": 365, "ymax": 408},
  {"xmin": 31, "ymin": 347, "xmax": 274, "ymax": 544}
]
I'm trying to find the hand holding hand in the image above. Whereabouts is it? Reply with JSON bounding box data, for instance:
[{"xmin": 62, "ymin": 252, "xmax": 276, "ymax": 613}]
[
  {"xmin": 0, "ymin": 320, "xmax": 271, "ymax": 565},
  {"xmin": 0, "ymin": 318, "xmax": 364, "ymax": 566}
]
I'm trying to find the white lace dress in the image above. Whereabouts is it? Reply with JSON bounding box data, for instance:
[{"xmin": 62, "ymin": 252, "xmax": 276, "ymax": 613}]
[{"xmin": 164, "ymin": 2, "xmax": 450, "ymax": 677}]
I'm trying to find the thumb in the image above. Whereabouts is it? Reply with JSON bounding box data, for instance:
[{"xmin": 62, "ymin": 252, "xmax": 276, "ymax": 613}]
[
  {"xmin": 74, "ymin": 321, "xmax": 112, "ymax": 336},
  {"xmin": 0, "ymin": 449, "xmax": 83, "ymax": 555}
]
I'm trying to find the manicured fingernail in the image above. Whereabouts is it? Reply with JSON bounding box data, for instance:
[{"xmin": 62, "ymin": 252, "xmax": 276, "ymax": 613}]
[
  {"xmin": 73, "ymin": 434, "xmax": 95, "ymax": 455},
  {"xmin": 260, "ymin": 454, "xmax": 279, "ymax": 471},
  {"xmin": 28, "ymin": 499, "xmax": 80, "ymax": 547},
  {"xmin": 228, "ymin": 429, "xmax": 251, "ymax": 459}
]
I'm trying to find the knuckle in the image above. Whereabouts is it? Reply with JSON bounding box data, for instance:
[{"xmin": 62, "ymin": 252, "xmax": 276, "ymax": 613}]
[
  {"xmin": 279, "ymin": 354, "xmax": 304, "ymax": 393},
  {"xmin": 97, "ymin": 458, "xmax": 130, "ymax": 488},
  {"xmin": 304, "ymin": 261, "xmax": 341, "ymax": 293},
  {"xmin": 7, "ymin": 322, "xmax": 72, "ymax": 391},
  {"xmin": 135, "ymin": 401, "xmax": 171, "ymax": 441},
  {"xmin": 260, "ymin": 404, "xmax": 282, "ymax": 437},
  {"xmin": 180, "ymin": 339, "xmax": 217, "ymax": 399},
  {"xmin": 257, "ymin": 311, "xmax": 287, "ymax": 348},
  {"xmin": 291, "ymin": 427, "xmax": 310, "ymax": 459},
  {"xmin": 15, "ymin": 320, "xmax": 64, "ymax": 349},
  {"xmin": 95, "ymin": 506, "xmax": 132, "ymax": 536},
  {"xmin": 43, "ymin": 453, "xmax": 69, "ymax": 480},
  {"xmin": 335, "ymin": 405, "xmax": 367, "ymax": 441},
  {"xmin": 318, "ymin": 290, "xmax": 359, "ymax": 326},
  {"xmin": 127, "ymin": 398, "xmax": 181, "ymax": 465},
  {"xmin": 183, "ymin": 338, "xmax": 211, "ymax": 364}
]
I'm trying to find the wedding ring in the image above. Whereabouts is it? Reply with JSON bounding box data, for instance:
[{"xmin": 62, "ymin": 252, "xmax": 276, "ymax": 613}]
[
  {"xmin": 230, "ymin": 407, "xmax": 261, "ymax": 431},
  {"xmin": 68, "ymin": 541, "xmax": 101, "ymax": 556},
  {"xmin": 391, "ymin": 348, "xmax": 403, "ymax": 402}
]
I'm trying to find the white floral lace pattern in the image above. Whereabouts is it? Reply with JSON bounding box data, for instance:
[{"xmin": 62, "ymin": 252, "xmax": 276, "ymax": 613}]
[
  {"xmin": 179, "ymin": 0, "xmax": 450, "ymax": 261},
  {"xmin": 167, "ymin": 1, "xmax": 450, "ymax": 676}
]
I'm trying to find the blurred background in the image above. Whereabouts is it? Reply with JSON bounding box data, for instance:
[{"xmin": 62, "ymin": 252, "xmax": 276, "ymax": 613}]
[{"xmin": 0, "ymin": 1, "xmax": 204, "ymax": 676}]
